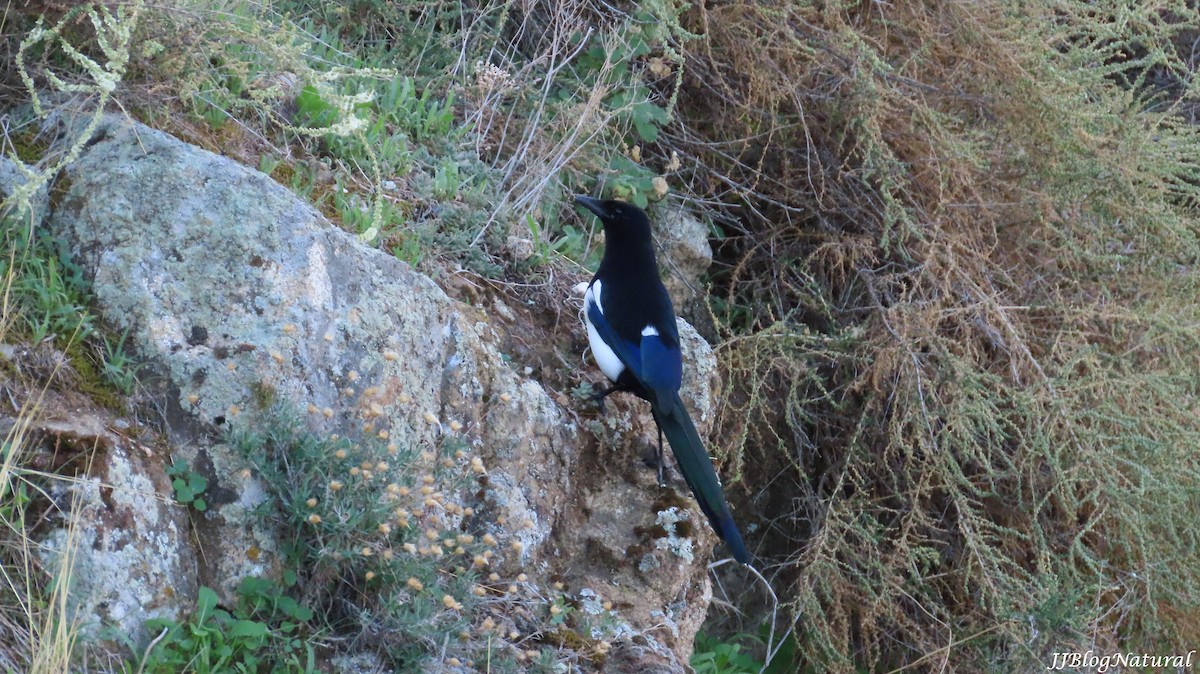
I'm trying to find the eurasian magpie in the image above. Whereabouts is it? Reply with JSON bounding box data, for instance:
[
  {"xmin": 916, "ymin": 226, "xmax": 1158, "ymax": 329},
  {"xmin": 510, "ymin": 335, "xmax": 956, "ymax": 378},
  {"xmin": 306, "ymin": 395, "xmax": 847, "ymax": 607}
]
[{"xmin": 575, "ymin": 194, "xmax": 750, "ymax": 565}]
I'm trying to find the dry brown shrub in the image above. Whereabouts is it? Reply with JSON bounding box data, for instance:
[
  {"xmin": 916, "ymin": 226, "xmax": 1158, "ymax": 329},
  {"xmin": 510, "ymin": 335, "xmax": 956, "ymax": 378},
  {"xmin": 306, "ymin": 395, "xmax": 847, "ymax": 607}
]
[{"xmin": 666, "ymin": 1, "xmax": 1200, "ymax": 670}]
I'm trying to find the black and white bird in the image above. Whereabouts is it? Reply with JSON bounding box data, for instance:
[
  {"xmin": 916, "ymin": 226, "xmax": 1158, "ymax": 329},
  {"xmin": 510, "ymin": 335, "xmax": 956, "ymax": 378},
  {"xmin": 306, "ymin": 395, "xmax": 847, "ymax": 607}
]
[{"xmin": 576, "ymin": 194, "xmax": 749, "ymax": 564}]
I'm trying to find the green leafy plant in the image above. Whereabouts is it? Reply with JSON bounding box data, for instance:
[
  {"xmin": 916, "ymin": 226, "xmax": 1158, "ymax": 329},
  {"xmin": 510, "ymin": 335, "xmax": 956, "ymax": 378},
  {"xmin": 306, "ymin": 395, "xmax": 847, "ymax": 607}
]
[
  {"xmin": 377, "ymin": 76, "xmax": 460, "ymax": 148},
  {"xmin": 547, "ymin": 594, "xmax": 574, "ymax": 627},
  {"xmin": 132, "ymin": 581, "xmax": 317, "ymax": 674},
  {"xmin": 692, "ymin": 626, "xmax": 807, "ymax": 674},
  {"xmin": 99, "ymin": 329, "xmax": 141, "ymax": 394},
  {"xmin": 524, "ymin": 213, "xmax": 600, "ymax": 268},
  {"xmin": 432, "ymin": 159, "xmax": 463, "ymax": 200},
  {"xmin": 691, "ymin": 636, "xmax": 762, "ymax": 674},
  {"xmin": 2, "ymin": 225, "xmax": 94, "ymax": 346},
  {"xmin": 165, "ymin": 459, "xmax": 208, "ymax": 512},
  {"xmin": 693, "ymin": 624, "xmax": 801, "ymax": 674},
  {"xmin": 605, "ymin": 154, "xmax": 661, "ymax": 208},
  {"xmin": 0, "ymin": 451, "xmax": 32, "ymax": 534},
  {"xmin": 292, "ymin": 85, "xmax": 338, "ymax": 128}
]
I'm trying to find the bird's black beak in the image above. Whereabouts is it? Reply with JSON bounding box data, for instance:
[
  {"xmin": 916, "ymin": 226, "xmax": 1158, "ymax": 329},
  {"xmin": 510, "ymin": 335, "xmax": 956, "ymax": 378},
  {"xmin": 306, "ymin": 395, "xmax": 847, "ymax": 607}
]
[{"xmin": 574, "ymin": 194, "xmax": 608, "ymax": 220}]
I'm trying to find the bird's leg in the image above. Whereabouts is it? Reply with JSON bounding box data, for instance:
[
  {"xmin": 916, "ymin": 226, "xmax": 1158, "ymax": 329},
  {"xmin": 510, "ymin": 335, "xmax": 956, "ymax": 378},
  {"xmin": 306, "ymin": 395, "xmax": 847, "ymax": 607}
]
[
  {"xmin": 591, "ymin": 382, "xmax": 627, "ymax": 413},
  {"xmin": 656, "ymin": 425, "xmax": 666, "ymax": 487}
]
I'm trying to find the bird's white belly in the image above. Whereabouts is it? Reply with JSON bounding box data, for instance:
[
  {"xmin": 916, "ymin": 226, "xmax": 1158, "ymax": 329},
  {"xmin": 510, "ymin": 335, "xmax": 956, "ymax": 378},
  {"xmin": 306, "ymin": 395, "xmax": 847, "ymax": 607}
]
[{"xmin": 584, "ymin": 280, "xmax": 625, "ymax": 381}]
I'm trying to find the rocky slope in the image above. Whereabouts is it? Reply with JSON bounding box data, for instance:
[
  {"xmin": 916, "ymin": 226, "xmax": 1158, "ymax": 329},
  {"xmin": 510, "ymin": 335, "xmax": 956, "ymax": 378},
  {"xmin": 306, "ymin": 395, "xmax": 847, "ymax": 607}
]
[{"xmin": 8, "ymin": 115, "xmax": 728, "ymax": 672}]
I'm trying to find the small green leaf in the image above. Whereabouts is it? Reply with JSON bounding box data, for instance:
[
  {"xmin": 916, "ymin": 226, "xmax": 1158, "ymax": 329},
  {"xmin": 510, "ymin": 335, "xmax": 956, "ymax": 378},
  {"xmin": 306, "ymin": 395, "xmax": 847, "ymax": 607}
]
[
  {"xmin": 195, "ymin": 586, "xmax": 219, "ymax": 617},
  {"xmin": 238, "ymin": 576, "xmax": 273, "ymax": 596},
  {"xmin": 294, "ymin": 85, "xmax": 337, "ymax": 127},
  {"xmin": 188, "ymin": 474, "xmax": 208, "ymax": 493},
  {"xmin": 144, "ymin": 617, "xmax": 179, "ymax": 631},
  {"xmin": 229, "ymin": 619, "xmax": 269, "ymax": 639},
  {"xmin": 631, "ymin": 101, "xmax": 669, "ymax": 143},
  {"xmin": 278, "ymin": 596, "xmax": 313, "ymax": 621}
]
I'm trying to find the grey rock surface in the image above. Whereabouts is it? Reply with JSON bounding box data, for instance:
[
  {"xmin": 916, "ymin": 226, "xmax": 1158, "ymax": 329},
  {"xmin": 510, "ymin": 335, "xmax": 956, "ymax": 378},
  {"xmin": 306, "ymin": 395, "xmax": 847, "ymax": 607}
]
[
  {"xmin": 22, "ymin": 412, "xmax": 196, "ymax": 647},
  {"xmin": 652, "ymin": 205, "xmax": 713, "ymax": 308}
]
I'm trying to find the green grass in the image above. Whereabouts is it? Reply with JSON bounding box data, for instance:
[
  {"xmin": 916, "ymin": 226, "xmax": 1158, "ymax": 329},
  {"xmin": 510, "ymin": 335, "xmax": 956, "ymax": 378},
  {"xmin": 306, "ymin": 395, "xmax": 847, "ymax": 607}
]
[
  {"xmin": 2, "ymin": 213, "xmax": 94, "ymax": 345},
  {"xmin": 0, "ymin": 212, "xmax": 142, "ymax": 401},
  {"xmin": 115, "ymin": 0, "xmax": 686, "ymax": 275}
]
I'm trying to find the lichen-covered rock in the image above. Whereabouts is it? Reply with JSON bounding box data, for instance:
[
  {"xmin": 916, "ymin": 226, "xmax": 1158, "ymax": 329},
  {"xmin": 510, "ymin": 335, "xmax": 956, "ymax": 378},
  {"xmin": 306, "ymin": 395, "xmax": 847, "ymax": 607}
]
[
  {"xmin": 0, "ymin": 155, "xmax": 50, "ymax": 224},
  {"xmin": 651, "ymin": 205, "xmax": 713, "ymax": 308},
  {"xmin": 553, "ymin": 317, "xmax": 721, "ymax": 666},
  {"xmin": 600, "ymin": 636, "xmax": 687, "ymax": 674},
  {"xmin": 21, "ymin": 412, "xmax": 196, "ymax": 647},
  {"xmin": 49, "ymin": 114, "xmax": 579, "ymax": 595},
  {"xmin": 45, "ymin": 115, "xmax": 721, "ymax": 672}
]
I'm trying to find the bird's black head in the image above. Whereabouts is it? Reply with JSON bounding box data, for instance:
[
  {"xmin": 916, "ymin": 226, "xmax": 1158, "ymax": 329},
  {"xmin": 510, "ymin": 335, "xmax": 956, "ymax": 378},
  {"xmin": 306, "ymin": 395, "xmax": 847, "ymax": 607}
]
[{"xmin": 574, "ymin": 195, "xmax": 652, "ymax": 244}]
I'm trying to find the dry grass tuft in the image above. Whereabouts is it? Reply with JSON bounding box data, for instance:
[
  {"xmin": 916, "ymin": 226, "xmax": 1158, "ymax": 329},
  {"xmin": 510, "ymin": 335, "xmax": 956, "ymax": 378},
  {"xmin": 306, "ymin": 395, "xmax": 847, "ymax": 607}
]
[{"xmin": 0, "ymin": 232, "xmax": 88, "ymax": 672}]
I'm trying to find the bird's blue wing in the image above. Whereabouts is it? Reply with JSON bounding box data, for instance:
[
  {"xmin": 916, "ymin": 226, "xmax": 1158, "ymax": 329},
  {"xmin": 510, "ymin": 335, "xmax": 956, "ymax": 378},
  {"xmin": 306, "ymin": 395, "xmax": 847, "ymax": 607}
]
[
  {"xmin": 640, "ymin": 332, "xmax": 682, "ymax": 394},
  {"xmin": 589, "ymin": 302, "xmax": 682, "ymax": 396}
]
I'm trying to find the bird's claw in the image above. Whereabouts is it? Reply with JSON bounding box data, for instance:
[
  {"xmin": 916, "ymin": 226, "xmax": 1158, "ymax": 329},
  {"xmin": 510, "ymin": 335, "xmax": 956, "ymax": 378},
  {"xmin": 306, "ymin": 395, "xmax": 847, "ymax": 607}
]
[{"xmin": 591, "ymin": 392, "xmax": 608, "ymax": 414}]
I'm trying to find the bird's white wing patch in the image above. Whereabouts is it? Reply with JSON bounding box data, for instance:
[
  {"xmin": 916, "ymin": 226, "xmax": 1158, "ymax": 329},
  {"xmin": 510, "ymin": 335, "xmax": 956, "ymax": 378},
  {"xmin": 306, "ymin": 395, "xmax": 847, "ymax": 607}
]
[
  {"xmin": 583, "ymin": 280, "xmax": 625, "ymax": 381},
  {"xmin": 584, "ymin": 279, "xmax": 605, "ymax": 315},
  {"xmin": 640, "ymin": 325, "xmax": 659, "ymax": 337}
]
